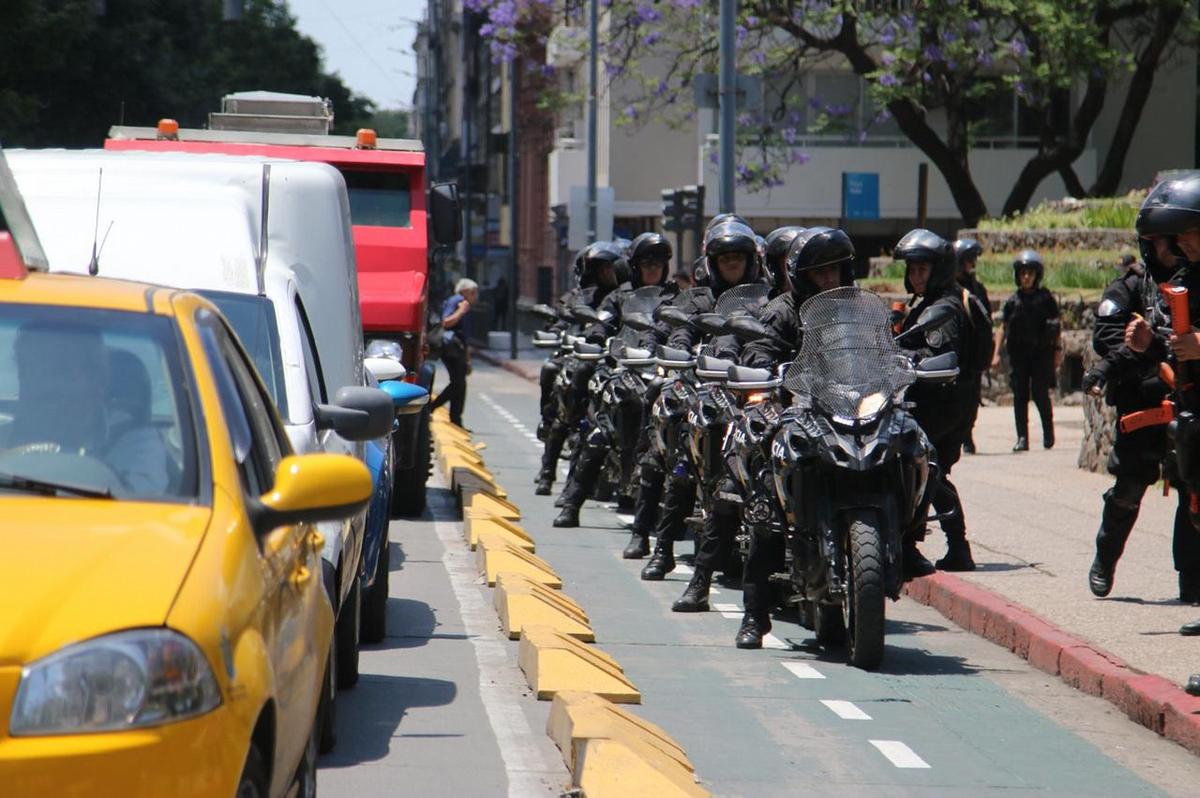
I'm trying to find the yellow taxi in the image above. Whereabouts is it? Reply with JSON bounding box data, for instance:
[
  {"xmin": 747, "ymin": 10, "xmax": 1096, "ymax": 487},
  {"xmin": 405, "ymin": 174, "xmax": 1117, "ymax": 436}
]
[{"xmin": 0, "ymin": 270, "xmax": 376, "ymax": 797}]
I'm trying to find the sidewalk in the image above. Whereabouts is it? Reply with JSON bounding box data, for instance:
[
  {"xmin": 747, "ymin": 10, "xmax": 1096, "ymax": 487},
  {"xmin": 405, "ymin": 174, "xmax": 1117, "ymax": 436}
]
[{"xmin": 472, "ymin": 347, "xmax": 543, "ymax": 383}]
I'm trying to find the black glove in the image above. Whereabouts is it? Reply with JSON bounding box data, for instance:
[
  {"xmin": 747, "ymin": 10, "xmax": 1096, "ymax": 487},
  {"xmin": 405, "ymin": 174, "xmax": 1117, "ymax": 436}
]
[{"xmin": 1082, "ymin": 366, "xmax": 1107, "ymax": 397}]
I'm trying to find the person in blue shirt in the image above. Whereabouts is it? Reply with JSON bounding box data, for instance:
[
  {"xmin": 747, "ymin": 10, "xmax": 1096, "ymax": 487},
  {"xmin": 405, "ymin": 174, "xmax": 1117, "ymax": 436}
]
[{"xmin": 430, "ymin": 278, "xmax": 478, "ymax": 427}]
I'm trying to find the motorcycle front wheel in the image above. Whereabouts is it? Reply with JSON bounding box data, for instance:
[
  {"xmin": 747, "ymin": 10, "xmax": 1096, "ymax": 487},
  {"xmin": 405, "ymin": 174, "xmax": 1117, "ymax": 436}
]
[{"xmin": 843, "ymin": 509, "xmax": 886, "ymax": 670}]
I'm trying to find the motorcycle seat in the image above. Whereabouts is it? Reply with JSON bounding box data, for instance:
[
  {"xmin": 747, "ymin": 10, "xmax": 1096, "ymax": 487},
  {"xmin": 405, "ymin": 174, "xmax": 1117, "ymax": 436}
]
[
  {"xmin": 575, "ymin": 341, "xmax": 604, "ymax": 357},
  {"xmin": 533, "ymin": 330, "xmax": 558, "ymax": 343},
  {"xmin": 656, "ymin": 345, "xmax": 693, "ymax": 363},
  {"xmin": 696, "ymin": 355, "xmax": 735, "ymax": 380},
  {"xmin": 620, "ymin": 346, "xmax": 654, "ymax": 363}
]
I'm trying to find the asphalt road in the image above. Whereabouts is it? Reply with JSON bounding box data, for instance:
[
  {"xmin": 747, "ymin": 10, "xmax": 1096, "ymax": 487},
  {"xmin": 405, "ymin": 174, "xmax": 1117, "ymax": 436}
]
[{"xmin": 319, "ymin": 363, "xmax": 1199, "ymax": 796}]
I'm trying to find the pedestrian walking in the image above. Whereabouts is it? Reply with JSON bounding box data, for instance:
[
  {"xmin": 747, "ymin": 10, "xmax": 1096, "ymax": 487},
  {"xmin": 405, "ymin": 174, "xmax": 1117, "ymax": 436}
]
[
  {"xmin": 430, "ymin": 278, "xmax": 478, "ymax": 427},
  {"xmin": 993, "ymin": 251, "xmax": 1061, "ymax": 451}
]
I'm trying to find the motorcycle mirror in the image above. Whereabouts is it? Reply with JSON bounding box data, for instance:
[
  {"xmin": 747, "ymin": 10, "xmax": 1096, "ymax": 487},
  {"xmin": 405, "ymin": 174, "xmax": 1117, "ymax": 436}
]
[
  {"xmin": 728, "ymin": 316, "xmax": 770, "ymax": 342},
  {"xmin": 656, "ymin": 305, "xmax": 691, "ymax": 328},
  {"xmin": 531, "ymin": 303, "xmax": 559, "ymax": 322},
  {"xmin": 572, "ymin": 304, "xmax": 601, "ymax": 324},
  {"xmin": 694, "ymin": 313, "xmax": 729, "ymax": 336},
  {"xmin": 896, "ymin": 303, "xmax": 955, "ymax": 343},
  {"xmin": 623, "ymin": 311, "xmax": 653, "ymax": 331},
  {"xmin": 915, "ymin": 351, "xmax": 960, "ymax": 382}
]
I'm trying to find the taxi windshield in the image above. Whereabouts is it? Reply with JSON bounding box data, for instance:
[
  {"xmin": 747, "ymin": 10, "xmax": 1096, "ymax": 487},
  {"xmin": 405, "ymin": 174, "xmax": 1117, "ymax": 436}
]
[{"xmin": 0, "ymin": 304, "xmax": 200, "ymax": 502}]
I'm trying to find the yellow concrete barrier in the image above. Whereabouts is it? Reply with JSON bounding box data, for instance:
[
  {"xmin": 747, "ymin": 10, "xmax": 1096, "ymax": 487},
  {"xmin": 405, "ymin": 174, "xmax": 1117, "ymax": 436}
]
[
  {"xmin": 477, "ymin": 536, "xmax": 561, "ymax": 588},
  {"xmin": 517, "ymin": 626, "xmax": 640, "ymax": 704},
  {"xmin": 547, "ymin": 691, "xmax": 708, "ymax": 798},
  {"xmin": 495, "ymin": 572, "xmax": 593, "ymax": 642},
  {"xmin": 465, "ymin": 515, "xmax": 534, "ymax": 551},
  {"xmin": 451, "ymin": 463, "xmax": 506, "ymax": 498},
  {"xmin": 467, "ymin": 492, "xmax": 521, "ymax": 520}
]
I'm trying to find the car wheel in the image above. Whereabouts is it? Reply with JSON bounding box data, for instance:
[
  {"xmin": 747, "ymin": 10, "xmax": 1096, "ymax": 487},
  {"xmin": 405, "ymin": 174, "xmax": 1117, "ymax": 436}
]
[
  {"xmin": 361, "ymin": 536, "xmax": 390, "ymax": 644},
  {"xmin": 318, "ymin": 648, "xmax": 337, "ymax": 754},
  {"xmin": 235, "ymin": 744, "xmax": 269, "ymax": 798},
  {"xmin": 293, "ymin": 709, "xmax": 319, "ymax": 798},
  {"xmin": 392, "ymin": 406, "xmax": 431, "ymax": 517},
  {"xmin": 335, "ymin": 576, "xmax": 361, "ymax": 689}
]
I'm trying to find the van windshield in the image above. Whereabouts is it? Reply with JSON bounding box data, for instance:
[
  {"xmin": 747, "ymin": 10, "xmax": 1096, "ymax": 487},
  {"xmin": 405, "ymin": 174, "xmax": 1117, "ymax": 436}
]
[
  {"xmin": 199, "ymin": 291, "xmax": 290, "ymax": 421},
  {"xmin": 340, "ymin": 169, "xmax": 411, "ymax": 228}
]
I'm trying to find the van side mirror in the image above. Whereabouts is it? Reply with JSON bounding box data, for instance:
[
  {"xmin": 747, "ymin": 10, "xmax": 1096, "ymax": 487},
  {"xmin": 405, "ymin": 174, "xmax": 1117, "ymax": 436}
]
[
  {"xmin": 315, "ymin": 386, "xmax": 395, "ymax": 441},
  {"xmin": 429, "ymin": 182, "xmax": 462, "ymax": 246}
]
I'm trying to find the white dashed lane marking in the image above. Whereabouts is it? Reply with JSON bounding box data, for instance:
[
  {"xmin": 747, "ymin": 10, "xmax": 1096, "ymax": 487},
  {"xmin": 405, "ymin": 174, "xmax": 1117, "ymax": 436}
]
[
  {"xmin": 870, "ymin": 740, "xmax": 931, "ymax": 769},
  {"xmin": 821, "ymin": 700, "xmax": 872, "ymax": 720},
  {"xmin": 762, "ymin": 633, "xmax": 793, "ymax": 650},
  {"xmin": 712, "ymin": 602, "xmax": 743, "ymax": 619},
  {"xmin": 781, "ymin": 662, "xmax": 824, "ymax": 679}
]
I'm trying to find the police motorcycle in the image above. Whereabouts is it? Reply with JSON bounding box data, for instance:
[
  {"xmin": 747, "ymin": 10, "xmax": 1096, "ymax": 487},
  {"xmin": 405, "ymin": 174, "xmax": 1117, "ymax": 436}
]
[{"xmin": 731, "ymin": 286, "xmax": 958, "ymax": 669}]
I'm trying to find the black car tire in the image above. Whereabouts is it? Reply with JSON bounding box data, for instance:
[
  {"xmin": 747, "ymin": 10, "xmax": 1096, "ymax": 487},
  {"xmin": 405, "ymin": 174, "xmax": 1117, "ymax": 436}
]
[
  {"xmin": 318, "ymin": 648, "xmax": 337, "ymax": 754},
  {"xmin": 335, "ymin": 577, "xmax": 361, "ymax": 689},
  {"xmin": 361, "ymin": 537, "xmax": 389, "ymax": 644},
  {"xmin": 235, "ymin": 745, "xmax": 269, "ymax": 798}
]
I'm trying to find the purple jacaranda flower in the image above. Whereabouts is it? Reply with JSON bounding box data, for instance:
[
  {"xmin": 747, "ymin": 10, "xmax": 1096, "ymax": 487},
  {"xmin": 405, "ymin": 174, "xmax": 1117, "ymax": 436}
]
[
  {"xmin": 737, "ymin": 113, "xmax": 753, "ymax": 127},
  {"xmin": 923, "ymin": 45, "xmax": 942, "ymax": 62},
  {"xmin": 479, "ymin": 22, "xmax": 495, "ymax": 37},
  {"xmin": 746, "ymin": 15, "xmax": 758, "ymax": 26},
  {"xmin": 965, "ymin": 19, "xmax": 981, "ymax": 36},
  {"xmin": 879, "ymin": 73, "xmax": 899, "ymax": 87},
  {"xmin": 736, "ymin": 25, "xmax": 748, "ymax": 42},
  {"xmin": 825, "ymin": 103, "xmax": 851, "ymax": 117},
  {"xmin": 881, "ymin": 51, "xmax": 896, "ymax": 67},
  {"xmin": 643, "ymin": 31, "xmax": 662, "ymax": 45},
  {"xmin": 879, "ymin": 23, "xmax": 896, "ymax": 45},
  {"xmin": 737, "ymin": 164, "xmax": 751, "ymax": 179},
  {"xmin": 922, "ymin": 71, "xmax": 932, "ymax": 83},
  {"xmin": 655, "ymin": 80, "xmax": 670, "ymax": 96},
  {"xmin": 605, "ymin": 62, "xmax": 622, "ymax": 76},
  {"xmin": 898, "ymin": 14, "xmax": 915, "ymax": 32},
  {"xmin": 672, "ymin": 0, "xmax": 702, "ymax": 8},
  {"xmin": 1010, "ymin": 38, "xmax": 1027, "ymax": 57},
  {"xmin": 787, "ymin": 109, "xmax": 803, "ymax": 125},
  {"xmin": 624, "ymin": 105, "xmax": 638, "ymax": 120},
  {"xmin": 977, "ymin": 50, "xmax": 993, "ymax": 68},
  {"xmin": 636, "ymin": 4, "xmax": 661, "ymax": 22},
  {"xmin": 709, "ymin": 150, "xmax": 720, "ymax": 165},
  {"xmin": 873, "ymin": 109, "xmax": 892, "ymax": 123},
  {"xmin": 947, "ymin": 59, "xmax": 957, "ymax": 70},
  {"xmin": 782, "ymin": 126, "xmax": 797, "ymax": 144},
  {"xmin": 942, "ymin": 30, "xmax": 958, "ymax": 44},
  {"xmin": 752, "ymin": 51, "xmax": 766, "ymax": 66},
  {"xmin": 1014, "ymin": 81, "xmax": 1027, "ymax": 97},
  {"xmin": 464, "ymin": 0, "xmax": 489, "ymax": 12},
  {"xmin": 489, "ymin": 0, "xmax": 517, "ymax": 28},
  {"xmin": 808, "ymin": 95, "xmax": 823, "ymax": 110},
  {"xmin": 789, "ymin": 149, "xmax": 811, "ymax": 165}
]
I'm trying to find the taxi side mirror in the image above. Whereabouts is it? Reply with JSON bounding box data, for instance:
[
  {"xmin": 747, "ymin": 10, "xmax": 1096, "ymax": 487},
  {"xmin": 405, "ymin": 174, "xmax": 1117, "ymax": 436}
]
[{"xmin": 254, "ymin": 453, "xmax": 372, "ymax": 534}]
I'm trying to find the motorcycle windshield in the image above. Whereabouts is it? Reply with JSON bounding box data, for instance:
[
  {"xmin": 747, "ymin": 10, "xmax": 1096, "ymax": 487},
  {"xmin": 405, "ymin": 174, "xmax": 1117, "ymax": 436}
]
[
  {"xmin": 619, "ymin": 285, "xmax": 670, "ymax": 346},
  {"xmin": 713, "ymin": 283, "xmax": 771, "ymax": 317},
  {"xmin": 784, "ymin": 287, "xmax": 914, "ymax": 420}
]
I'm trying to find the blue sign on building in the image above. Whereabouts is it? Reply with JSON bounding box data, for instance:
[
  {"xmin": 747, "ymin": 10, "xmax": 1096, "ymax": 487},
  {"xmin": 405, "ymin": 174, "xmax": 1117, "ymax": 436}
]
[{"xmin": 842, "ymin": 172, "xmax": 880, "ymax": 220}]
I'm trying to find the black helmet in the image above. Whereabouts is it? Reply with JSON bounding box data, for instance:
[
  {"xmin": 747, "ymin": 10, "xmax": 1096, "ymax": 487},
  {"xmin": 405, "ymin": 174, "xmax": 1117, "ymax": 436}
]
[
  {"xmin": 953, "ymin": 238, "xmax": 983, "ymax": 276},
  {"xmin": 895, "ymin": 228, "xmax": 955, "ymax": 294},
  {"xmin": 764, "ymin": 226, "xmax": 806, "ymax": 292},
  {"xmin": 1136, "ymin": 174, "xmax": 1200, "ymax": 239},
  {"xmin": 628, "ymin": 232, "xmax": 672, "ymax": 287},
  {"xmin": 705, "ymin": 213, "xmax": 749, "ymax": 237},
  {"xmin": 785, "ymin": 227, "xmax": 855, "ymax": 298},
  {"xmin": 1137, "ymin": 178, "xmax": 1190, "ymax": 280},
  {"xmin": 572, "ymin": 246, "xmax": 590, "ymax": 287},
  {"xmin": 579, "ymin": 241, "xmax": 628, "ymax": 288},
  {"xmin": 704, "ymin": 221, "xmax": 760, "ymax": 292},
  {"xmin": 1012, "ymin": 249, "xmax": 1044, "ymax": 287}
]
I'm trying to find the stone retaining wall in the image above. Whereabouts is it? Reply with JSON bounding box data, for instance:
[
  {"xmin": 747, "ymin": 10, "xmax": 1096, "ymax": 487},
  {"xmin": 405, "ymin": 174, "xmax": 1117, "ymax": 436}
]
[{"xmin": 956, "ymin": 228, "xmax": 1138, "ymax": 253}]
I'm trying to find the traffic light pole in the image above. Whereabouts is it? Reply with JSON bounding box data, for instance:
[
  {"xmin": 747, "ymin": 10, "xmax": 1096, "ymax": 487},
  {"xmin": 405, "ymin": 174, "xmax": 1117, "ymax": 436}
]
[
  {"xmin": 718, "ymin": 0, "xmax": 736, "ymax": 213},
  {"xmin": 508, "ymin": 60, "xmax": 520, "ymax": 360},
  {"xmin": 586, "ymin": 0, "xmax": 599, "ymax": 242}
]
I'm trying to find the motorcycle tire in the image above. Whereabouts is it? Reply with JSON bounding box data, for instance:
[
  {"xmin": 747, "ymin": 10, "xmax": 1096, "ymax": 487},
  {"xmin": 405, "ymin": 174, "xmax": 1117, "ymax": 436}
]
[
  {"xmin": 844, "ymin": 510, "xmax": 886, "ymax": 670},
  {"xmin": 392, "ymin": 407, "xmax": 431, "ymax": 518}
]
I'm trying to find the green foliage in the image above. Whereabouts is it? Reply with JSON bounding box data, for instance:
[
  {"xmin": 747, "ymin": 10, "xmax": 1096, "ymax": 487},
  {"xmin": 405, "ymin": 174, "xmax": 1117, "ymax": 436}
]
[
  {"xmin": 0, "ymin": 0, "xmax": 373, "ymax": 148},
  {"xmin": 872, "ymin": 249, "xmax": 1120, "ymax": 291},
  {"xmin": 977, "ymin": 192, "xmax": 1145, "ymax": 230}
]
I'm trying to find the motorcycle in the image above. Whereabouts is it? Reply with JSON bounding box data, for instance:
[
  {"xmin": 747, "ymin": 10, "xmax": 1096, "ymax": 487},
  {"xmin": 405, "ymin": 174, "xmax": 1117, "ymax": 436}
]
[{"xmin": 748, "ymin": 286, "xmax": 957, "ymax": 669}]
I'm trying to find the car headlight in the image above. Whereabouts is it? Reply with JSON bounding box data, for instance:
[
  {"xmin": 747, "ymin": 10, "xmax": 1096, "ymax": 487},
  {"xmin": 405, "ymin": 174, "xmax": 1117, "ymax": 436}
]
[{"xmin": 10, "ymin": 629, "xmax": 221, "ymax": 736}]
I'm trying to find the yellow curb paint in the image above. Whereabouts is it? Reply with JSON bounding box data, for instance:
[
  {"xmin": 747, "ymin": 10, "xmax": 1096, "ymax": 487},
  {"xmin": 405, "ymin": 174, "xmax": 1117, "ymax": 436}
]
[
  {"xmin": 517, "ymin": 626, "xmax": 640, "ymax": 704},
  {"xmin": 466, "ymin": 516, "xmax": 534, "ymax": 551},
  {"xmin": 477, "ymin": 537, "xmax": 561, "ymax": 588},
  {"xmin": 575, "ymin": 738, "xmax": 710, "ymax": 798},
  {"xmin": 468, "ymin": 492, "xmax": 521, "ymax": 520},
  {"xmin": 495, "ymin": 573, "xmax": 594, "ymax": 642}
]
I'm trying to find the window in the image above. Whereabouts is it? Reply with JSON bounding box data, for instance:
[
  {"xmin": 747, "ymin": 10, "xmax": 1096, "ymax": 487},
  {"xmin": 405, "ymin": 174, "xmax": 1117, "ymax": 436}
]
[
  {"xmin": 199, "ymin": 291, "xmax": 289, "ymax": 420},
  {"xmin": 340, "ymin": 169, "xmax": 412, "ymax": 228}
]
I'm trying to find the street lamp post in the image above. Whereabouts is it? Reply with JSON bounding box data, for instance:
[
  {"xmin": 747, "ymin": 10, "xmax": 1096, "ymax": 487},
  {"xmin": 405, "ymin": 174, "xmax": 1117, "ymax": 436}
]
[
  {"xmin": 587, "ymin": 0, "xmax": 599, "ymax": 243},
  {"xmin": 718, "ymin": 0, "xmax": 736, "ymax": 213}
]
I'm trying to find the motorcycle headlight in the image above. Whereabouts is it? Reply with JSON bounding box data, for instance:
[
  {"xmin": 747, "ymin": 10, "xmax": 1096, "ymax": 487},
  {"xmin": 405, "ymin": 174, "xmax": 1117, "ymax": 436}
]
[
  {"xmin": 366, "ymin": 339, "xmax": 404, "ymax": 362},
  {"xmin": 10, "ymin": 629, "xmax": 221, "ymax": 736}
]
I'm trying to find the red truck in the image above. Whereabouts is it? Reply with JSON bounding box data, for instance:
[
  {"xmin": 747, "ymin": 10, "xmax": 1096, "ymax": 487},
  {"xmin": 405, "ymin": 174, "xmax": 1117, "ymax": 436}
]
[{"xmin": 107, "ymin": 91, "xmax": 460, "ymax": 514}]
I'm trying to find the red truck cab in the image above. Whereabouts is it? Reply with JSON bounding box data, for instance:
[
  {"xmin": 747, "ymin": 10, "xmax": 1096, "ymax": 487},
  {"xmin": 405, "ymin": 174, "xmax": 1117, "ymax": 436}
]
[{"xmin": 106, "ymin": 91, "xmax": 446, "ymax": 514}]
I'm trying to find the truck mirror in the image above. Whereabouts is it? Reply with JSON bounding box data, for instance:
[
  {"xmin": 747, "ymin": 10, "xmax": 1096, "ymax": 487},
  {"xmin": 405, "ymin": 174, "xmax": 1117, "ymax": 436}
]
[{"xmin": 429, "ymin": 182, "xmax": 462, "ymax": 245}]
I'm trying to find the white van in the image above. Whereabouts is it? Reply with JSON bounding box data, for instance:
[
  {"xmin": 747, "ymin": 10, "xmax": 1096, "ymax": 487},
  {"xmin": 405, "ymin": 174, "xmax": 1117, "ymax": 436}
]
[{"xmin": 8, "ymin": 148, "xmax": 392, "ymax": 696}]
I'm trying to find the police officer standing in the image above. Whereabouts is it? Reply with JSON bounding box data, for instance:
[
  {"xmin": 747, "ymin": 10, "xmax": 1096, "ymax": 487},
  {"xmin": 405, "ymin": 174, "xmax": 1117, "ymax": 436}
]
[
  {"xmin": 896, "ymin": 229, "xmax": 977, "ymax": 573},
  {"xmin": 735, "ymin": 227, "xmax": 856, "ymax": 648},
  {"xmin": 954, "ymin": 238, "xmax": 991, "ymax": 454},
  {"xmin": 994, "ymin": 251, "xmax": 1061, "ymax": 451}
]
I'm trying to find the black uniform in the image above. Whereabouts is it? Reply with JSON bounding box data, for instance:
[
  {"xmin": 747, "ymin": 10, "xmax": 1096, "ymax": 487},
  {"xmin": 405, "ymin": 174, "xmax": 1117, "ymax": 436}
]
[
  {"xmin": 1001, "ymin": 287, "xmax": 1059, "ymax": 445},
  {"xmin": 957, "ymin": 271, "xmax": 991, "ymax": 454}
]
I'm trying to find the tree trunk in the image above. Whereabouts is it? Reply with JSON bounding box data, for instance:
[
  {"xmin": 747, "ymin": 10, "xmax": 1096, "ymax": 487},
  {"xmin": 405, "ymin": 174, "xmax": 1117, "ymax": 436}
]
[
  {"xmin": 1089, "ymin": 3, "xmax": 1184, "ymax": 196},
  {"xmin": 1059, "ymin": 165, "xmax": 1087, "ymax": 198}
]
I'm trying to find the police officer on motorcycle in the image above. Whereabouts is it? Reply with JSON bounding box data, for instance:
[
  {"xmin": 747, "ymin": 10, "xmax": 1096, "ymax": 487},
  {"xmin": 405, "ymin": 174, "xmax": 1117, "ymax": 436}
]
[
  {"xmin": 1085, "ymin": 180, "xmax": 1190, "ymax": 599},
  {"xmin": 954, "ymin": 238, "xmax": 990, "ymax": 455},
  {"xmin": 552, "ymin": 232, "xmax": 676, "ymax": 528},
  {"xmin": 895, "ymin": 229, "xmax": 976, "ymax": 574},
  {"xmin": 641, "ymin": 222, "xmax": 761, "ymax": 589},
  {"xmin": 534, "ymin": 242, "xmax": 625, "ymax": 495},
  {"xmin": 735, "ymin": 227, "xmax": 856, "ymax": 648}
]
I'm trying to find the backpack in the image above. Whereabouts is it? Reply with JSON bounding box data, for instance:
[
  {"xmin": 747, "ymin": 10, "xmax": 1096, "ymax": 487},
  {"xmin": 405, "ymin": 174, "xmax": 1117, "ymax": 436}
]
[{"xmin": 961, "ymin": 288, "xmax": 995, "ymax": 375}]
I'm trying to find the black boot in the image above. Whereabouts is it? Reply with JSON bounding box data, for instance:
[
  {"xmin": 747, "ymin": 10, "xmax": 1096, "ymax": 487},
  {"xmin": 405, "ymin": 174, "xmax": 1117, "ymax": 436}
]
[
  {"xmin": 640, "ymin": 536, "xmax": 675, "ymax": 580},
  {"xmin": 1043, "ymin": 424, "xmax": 1055, "ymax": 449},
  {"xmin": 1012, "ymin": 436, "xmax": 1029, "ymax": 452},
  {"xmin": 936, "ymin": 537, "xmax": 976, "ymax": 572},
  {"xmin": 1088, "ymin": 556, "xmax": 1114, "ymax": 598},
  {"xmin": 1187, "ymin": 674, "xmax": 1200, "ymax": 696},
  {"xmin": 622, "ymin": 532, "xmax": 650, "ymax": 559},
  {"xmin": 735, "ymin": 613, "xmax": 771, "ymax": 649},
  {"xmin": 672, "ymin": 567, "xmax": 712, "ymax": 612},
  {"xmin": 962, "ymin": 436, "xmax": 976, "ymax": 455},
  {"xmin": 534, "ymin": 475, "xmax": 553, "ymax": 496},
  {"xmin": 552, "ymin": 505, "xmax": 580, "ymax": 528},
  {"xmin": 617, "ymin": 494, "xmax": 636, "ymax": 513},
  {"xmin": 902, "ymin": 541, "xmax": 936, "ymax": 580},
  {"xmin": 1179, "ymin": 572, "xmax": 1200, "ymax": 605},
  {"xmin": 1181, "ymin": 620, "xmax": 1200, "ymax": 636}
]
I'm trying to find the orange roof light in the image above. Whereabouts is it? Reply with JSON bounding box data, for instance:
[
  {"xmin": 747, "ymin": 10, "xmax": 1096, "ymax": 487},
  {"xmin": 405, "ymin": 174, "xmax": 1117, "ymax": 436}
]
[
  {"xmin": 156, "ymin": 118, "xmax": 180, "ymax": 141},
  {"xmin": 356, "ymin": 128, "xmax": 378, "ymax": 149}
]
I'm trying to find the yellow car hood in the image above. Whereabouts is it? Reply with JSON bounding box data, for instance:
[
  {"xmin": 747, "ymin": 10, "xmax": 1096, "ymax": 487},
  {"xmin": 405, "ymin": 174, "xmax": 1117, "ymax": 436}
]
[{"xmin": 0, "ymin": 499, "xmax": 212, "ymax": 665}]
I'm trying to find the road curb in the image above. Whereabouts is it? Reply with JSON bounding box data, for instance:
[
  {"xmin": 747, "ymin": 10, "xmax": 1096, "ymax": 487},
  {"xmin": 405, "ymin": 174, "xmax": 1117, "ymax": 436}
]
[
  {"xmin": 472, "ymin": 347, "xmax": 541, "ymax": 383},
  {"xmin": 428, "ymin": 408, "xmax": 711, "ymax": 795},
  {"xmin": 903, "ymin": 571, "xmax": 1200, "ymax": 755}
]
